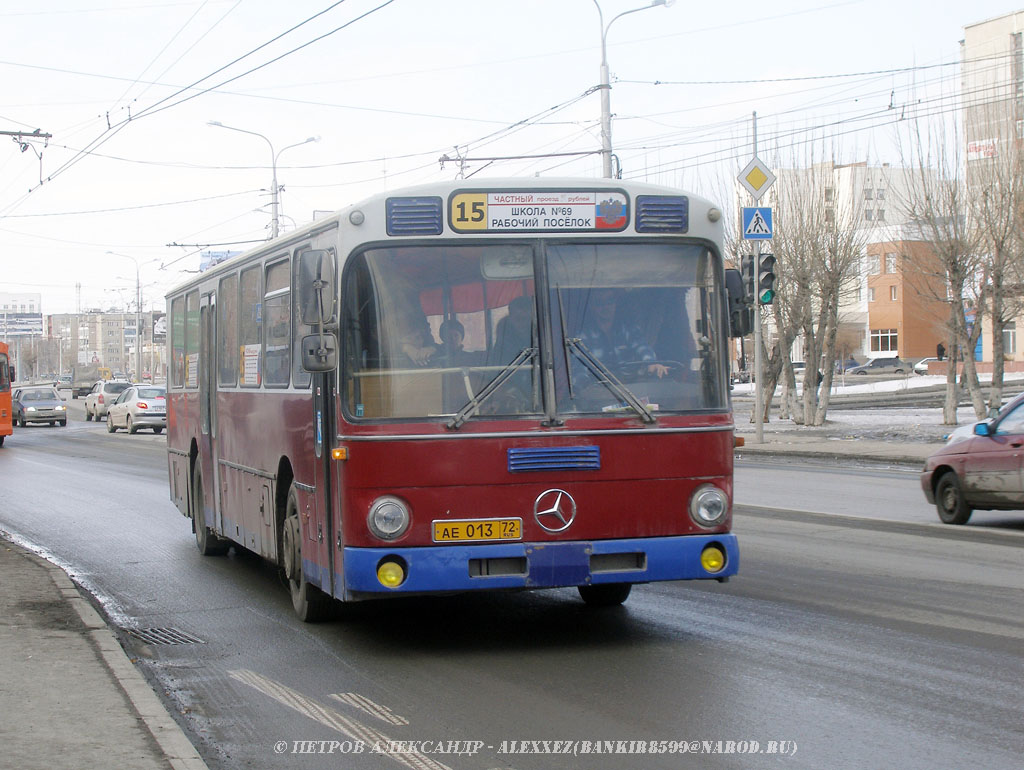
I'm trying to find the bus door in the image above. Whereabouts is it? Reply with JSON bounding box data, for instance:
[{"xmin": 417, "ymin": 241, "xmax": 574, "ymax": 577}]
[
  {"xmin": 296, "ymin": 247, "xmax": 339, "ymax": 597},
  {"xmin": 199, "ymin": 293, "xmax": 222, "ymax": 531},
  {"xmin": 310, "ymin": 371, "xmax": 336, "ymax": 596}
]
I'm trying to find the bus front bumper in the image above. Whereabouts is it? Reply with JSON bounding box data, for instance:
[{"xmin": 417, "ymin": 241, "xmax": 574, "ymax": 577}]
[{"xmin": 338, "ymin": 534, "xmax": 739, "ymax": 597}]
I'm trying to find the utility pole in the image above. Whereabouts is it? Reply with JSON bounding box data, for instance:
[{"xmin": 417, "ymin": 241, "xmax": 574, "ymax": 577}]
[{"xmin": 737, "ymin": 112, "xmax": 777, "ymax": 444}]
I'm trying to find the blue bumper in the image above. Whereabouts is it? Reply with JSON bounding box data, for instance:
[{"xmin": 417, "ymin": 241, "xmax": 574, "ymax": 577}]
[{"xmin": 339, "ymin": 534, "xmax": 738, "ymax": 597}]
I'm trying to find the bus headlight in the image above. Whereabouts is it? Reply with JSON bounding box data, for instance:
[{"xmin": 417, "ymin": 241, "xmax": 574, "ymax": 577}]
[
  {"xmin": 367, "ymin": 496, "xmax": 410, "ymax": 540},
  {"xmin": 689, "ymin": 484, "xmax": 729, "ymax": 527}
]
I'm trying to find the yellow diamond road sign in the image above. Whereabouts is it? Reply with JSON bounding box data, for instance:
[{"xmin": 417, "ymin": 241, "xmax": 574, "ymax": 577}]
[{"xmin": 738, "ymin": 156, "xmax": 776, "ymax": 202}]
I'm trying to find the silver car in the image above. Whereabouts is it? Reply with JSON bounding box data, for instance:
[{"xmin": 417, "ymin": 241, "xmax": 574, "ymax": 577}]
[
  {"xmin": 106, "ymin": 385, "xmax": 166, "ymax": 434},
  {"xmin": 12, "ymin": 387, "xmax": 68, "ymax": 427},
  {"xmin": 84, "ymin": 379, "xmax": 132, "ymax": 420},
  {"xmin": 847, "ymin": 356, "xmax": 910, "ymax": 375}
]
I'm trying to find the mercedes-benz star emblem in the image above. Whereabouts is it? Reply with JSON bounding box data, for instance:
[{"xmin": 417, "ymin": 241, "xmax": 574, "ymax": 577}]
[{"xmin": 534, "ymin": 489, "xmax": 577, "ymax": 533}]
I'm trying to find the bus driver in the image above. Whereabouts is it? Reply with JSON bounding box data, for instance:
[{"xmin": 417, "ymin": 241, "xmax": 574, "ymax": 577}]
[{"xmin": 578, "ymin": 289, "xmax": 669, "ymax": 378}]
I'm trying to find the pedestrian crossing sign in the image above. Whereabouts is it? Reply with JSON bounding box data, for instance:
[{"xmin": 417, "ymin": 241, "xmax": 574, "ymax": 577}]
[{"xmin": 742, "ymin": 207, "xmax": 773, "ymax": 240}]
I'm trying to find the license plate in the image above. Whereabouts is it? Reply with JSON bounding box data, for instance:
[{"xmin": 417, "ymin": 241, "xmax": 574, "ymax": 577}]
[{"xmin": 432, "ymin": 518, "xmax": 522, "ymax": 543}]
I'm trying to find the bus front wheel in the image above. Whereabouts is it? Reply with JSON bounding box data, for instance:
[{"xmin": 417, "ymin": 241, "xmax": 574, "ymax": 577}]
[
  {"xmin": 283, "ymin": 484, "xmax": 334, "ymax": 623},
  {"xmin": 578, "ymin": 583, "xmax": 632, "ymax": 607}
]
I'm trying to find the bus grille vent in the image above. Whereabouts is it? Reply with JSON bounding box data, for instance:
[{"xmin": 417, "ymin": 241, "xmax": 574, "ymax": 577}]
[
  {"xmin": 635, "ymin": 195, "xmax": 689, "ymax": 233},
  {"xmin": 507, "ymin": 446, "xmax": 600, "ymax": 472},
  {"xmin": 385, "ymin": 196, "xmax": 444, "ymax": 236}
]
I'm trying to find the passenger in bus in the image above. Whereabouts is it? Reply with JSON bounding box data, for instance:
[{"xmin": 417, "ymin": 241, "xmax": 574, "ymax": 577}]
[
  {"xmin": 430, "ymin": 319, "xmax": 477, "ymax": 367},
  {"xmin": 491, "ymin": 295, "xmax": 535, "ymax": 365},
  {"xmin": 396, "ymin": 318, "xmax": 437, "ymax": 366},
  {"xmin": 578, "ymin": 289, "xmax": 669, "ymax": 378}
]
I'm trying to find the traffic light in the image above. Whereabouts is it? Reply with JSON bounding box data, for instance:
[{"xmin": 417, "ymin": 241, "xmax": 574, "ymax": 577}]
[
  {"xmin": 740, "ymin": 254, "xmax": 755, "ymax": 303},
  {"xmin": 757, "ymin": 252, "xmax": 776, "ymax": 304}
]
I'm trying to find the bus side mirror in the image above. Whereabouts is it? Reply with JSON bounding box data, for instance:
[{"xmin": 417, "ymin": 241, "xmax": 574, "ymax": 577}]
[
  {"xmin": 301, "ymin": 333, "xmax": 337, "ymax": 373},
  {"xmin": 298, "ymin": 249, "xmax": 337, "ymax": 326},
  {"xmin": 724, "ymin": 268, "xmax": 753, "ymax": 338}
]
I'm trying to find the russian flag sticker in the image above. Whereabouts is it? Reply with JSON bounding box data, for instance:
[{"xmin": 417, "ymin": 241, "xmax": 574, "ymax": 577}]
[{"xmin": 595, "ymin": 194, "xmax": 628, "ymax": 229}]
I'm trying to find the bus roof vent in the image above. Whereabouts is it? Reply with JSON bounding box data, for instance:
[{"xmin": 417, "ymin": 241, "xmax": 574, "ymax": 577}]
[
  {"xmin": 507, "ymin": 446, "xmax": 601, "ymax": 473},
  {"xmin": 386, "ymin": 196, "xmax": 444, "ymax": 236},
  {"xmin": 635, "ymin": 195, "xmax": 689, "ymax": 233}
]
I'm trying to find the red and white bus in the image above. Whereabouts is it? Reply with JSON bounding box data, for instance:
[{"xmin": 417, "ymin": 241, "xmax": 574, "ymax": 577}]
[
  {"xmin": 0, "ymin": 342, "xmax": 11, "ymax": 447},
  {"xmin": 166, "ymin": 178, "xmax": 746, "ymax": 620}
]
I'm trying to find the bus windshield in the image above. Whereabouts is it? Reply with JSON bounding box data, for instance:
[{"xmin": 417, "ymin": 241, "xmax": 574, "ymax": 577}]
[{"xmin": 342, "ymin": 240, "xmax": 725, "ymax": 422}]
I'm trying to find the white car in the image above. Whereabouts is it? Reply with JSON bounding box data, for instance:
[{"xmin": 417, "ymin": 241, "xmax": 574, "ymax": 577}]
[
  {"xmin": 914, "ymin": 357, "xmax": 938, "ymax": 375},
  {"xmin": 84, "ymin": 379, "xmax": 132, "ymax": 420},
  {"xmin": 106, "ymin": 385, "xmax": 166, "ymax": 434}
]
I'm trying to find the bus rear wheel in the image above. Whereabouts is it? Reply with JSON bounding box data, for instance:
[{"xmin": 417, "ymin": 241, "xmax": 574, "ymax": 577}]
[
  {"xmin": 193, "ymin": 471, "xmax": 229, "ymax": 556},
  {"xmin": 578, "ymin": 583, "xmax": 632, "ymax": 607},
  {"xmin": 283, "ymin": 484, "xmax": 333, "ymax": 622}
]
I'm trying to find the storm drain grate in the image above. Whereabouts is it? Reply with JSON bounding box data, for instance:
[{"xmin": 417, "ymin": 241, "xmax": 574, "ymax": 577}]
[{"xmin": 126, "ymin": 627, "xmax": 205, "ymax": 645}]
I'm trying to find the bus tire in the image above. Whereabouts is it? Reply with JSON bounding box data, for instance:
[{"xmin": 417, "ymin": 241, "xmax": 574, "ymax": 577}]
[
  {"xmin": 193, "ymin": 471, "xmax": 229, "ymax": 556},
  {"xmin": 283, "ymin": 484, "xmax": 333, "ymax": 623},
  {"xmin": 578, "ymin": 583, "xmax": 632, "ymax": 606}
]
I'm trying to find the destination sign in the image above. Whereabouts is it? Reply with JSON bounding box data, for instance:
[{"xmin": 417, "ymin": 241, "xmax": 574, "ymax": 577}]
[{"xmin": 449, "ymin": 190, "xmax": 629, "ymax": 233}]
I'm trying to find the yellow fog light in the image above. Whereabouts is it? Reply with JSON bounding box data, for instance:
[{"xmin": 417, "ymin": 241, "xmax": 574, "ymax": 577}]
[
  {"xmin": 700, "ymin": 545, "xmax": 726, "ymax": 573},
  {"xmin": 376, "ymin": 559, "xmax": 406, "ymax": 588}
]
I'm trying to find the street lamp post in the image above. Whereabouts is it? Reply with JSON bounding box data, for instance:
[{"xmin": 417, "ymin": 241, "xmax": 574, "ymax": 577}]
[
  {"xmin": 593, "ymin": 0, "xmax": 672, "ymax": 178},
  {"xmin": 207, "ymin": 121, "xmax": 319, "ymax": 238}
]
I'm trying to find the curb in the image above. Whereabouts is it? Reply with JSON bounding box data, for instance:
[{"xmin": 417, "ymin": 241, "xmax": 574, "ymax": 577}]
[
  {"xmin": 737, "ymin": 504, "xmax": 1024, "ymax": 546},
  {"xmin": 734, "ymin": 447, "xmax": 927, "ymax": 468},
  {"xmin": 19, "ymin": 546, "xmax": 209, "ymax": 770}
]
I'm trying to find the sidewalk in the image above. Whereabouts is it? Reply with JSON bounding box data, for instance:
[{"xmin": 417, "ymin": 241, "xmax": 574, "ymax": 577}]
[
  {"xmin": 735, "ymin": 430, "xmax": 942, "ymax": 466},
  {"xmin": 0, "ymin": 536, "xmax": 209, "ymax": 770}
]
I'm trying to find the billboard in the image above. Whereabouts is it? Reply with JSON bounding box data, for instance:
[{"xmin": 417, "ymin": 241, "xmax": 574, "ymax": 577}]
[{"xmin": 0, "ymin": 312, "xmax": 44, "ymax": 337}]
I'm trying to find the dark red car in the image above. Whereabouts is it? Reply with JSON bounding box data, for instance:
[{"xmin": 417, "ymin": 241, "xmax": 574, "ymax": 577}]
[{"xmin": 921, "ymin": 392, "xmax": 1024, "ymax": 524}]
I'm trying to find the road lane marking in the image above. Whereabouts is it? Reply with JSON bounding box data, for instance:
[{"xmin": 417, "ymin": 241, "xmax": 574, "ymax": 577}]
[
  {"xmin": 229, "ymin": 669, "xmax": 452, "ymax": 770},
  {"xmin": 330, "ymin": 692, "xmax": 409, "ymax": 725}
]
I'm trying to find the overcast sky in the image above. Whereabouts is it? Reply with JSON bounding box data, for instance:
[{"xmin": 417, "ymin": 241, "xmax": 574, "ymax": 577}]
[{"xmin": 1, "ymin": 0, "xmax": 1020, "ymax": 314}]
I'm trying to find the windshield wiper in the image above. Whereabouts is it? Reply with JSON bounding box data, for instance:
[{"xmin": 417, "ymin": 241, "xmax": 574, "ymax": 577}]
[
  {"xmin": 446, "ymin": 347, "xmax": 537, "ymax": 430},
  {"xmin": 564, "ymin": 337, "xmax": 656, "ymax": 424}
]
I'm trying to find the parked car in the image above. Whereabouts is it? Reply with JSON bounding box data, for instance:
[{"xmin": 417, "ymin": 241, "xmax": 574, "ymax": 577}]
[
  {"xmin": 921, "ymin": 392, "xmax": 1024, "ymax": 524},
  {"xmin": 12, "ymin": 386, "xmax": 67, "ymax": 427},
  {"xmin": 84, "ymin": 379, "xmax": 133, "ymax": 420},
  {"xmin": 913, "ymin": 357, "xmax": 938, "ymax": 375},
  {"xmin": 846, "ymin": 356, "xmax": 910, "ymax": 375},
  {"xmin": 106, "ymin": 385, "xmax": 166, "ymax": 434}
]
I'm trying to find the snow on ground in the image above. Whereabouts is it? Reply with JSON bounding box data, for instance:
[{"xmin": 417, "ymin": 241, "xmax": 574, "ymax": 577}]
[
  {"xmin": 731, "ymin": 373, "xmax": 1024, "ymax": 441},
  {"xmin": 730, "ymin": 371, "xmax": 1024, "ymax": 398}
]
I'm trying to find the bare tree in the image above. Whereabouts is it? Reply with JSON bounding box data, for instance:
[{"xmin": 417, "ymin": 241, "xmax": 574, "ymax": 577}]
[
  {"xmin": 897, "ymin": 119, "xmax": 984, "ymax": 423},
  {"xmin": 769, "ymin": 157, "xmax": 868, "ymax": 426},
  {"xmin": 965, "ymin": 102, "xmax": 1024, "ymax": 411}
]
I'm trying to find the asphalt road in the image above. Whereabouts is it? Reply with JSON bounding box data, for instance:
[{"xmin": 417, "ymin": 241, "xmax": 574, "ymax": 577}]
[{"xmin": 1, "ymin": 401, "xmax": 1022, "ymax": 770}]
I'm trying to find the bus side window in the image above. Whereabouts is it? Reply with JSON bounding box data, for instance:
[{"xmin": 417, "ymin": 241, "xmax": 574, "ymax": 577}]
[{"xmin": 239, "ymin": 266, "xmax": 262, "ymax": 387}]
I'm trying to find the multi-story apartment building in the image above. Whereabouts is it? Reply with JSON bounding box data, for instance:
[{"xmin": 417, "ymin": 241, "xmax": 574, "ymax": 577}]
[
  {"xmin": 962, "ymin": 11, "xmax": 1024, "ymax": 368},
  {"xmin": 46, "ymin": 311, "xmax": 166, "ymax": 381}
]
